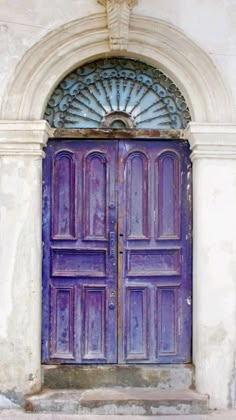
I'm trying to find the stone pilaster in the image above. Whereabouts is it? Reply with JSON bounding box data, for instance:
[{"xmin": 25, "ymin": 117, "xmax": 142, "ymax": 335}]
[
  {"xmin": 186, "ymin": 123, "xmax": 236, "ymax": 409},
  {"xmin": 0, "ymin": 121, "xmax": 52, "ymax": 398}
]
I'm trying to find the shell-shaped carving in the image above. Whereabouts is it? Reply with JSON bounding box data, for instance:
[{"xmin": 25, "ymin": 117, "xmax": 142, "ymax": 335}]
[{"xmin": 44, "ymin": 58, "xmax": 191, "ymax": 129}]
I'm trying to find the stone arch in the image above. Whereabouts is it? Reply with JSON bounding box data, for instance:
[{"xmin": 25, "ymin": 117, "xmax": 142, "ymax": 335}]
[{"xmin": 0, "ymin": 14, "xmax": 234, "ymax": 123}]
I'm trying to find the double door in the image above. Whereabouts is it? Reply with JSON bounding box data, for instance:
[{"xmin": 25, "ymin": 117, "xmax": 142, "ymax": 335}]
[{"xmin": 42, "ymin": 139, "xmax": 192, "ymax": 364}]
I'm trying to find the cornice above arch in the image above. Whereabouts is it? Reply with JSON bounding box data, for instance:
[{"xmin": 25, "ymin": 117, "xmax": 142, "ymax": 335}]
[{"xmin": 1, "ymin": 14, "xmax": 234, "ymax": 123}]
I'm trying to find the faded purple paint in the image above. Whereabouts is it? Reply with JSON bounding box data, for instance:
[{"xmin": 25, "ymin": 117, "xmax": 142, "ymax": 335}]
[
  {"xmin": 52, "ymin": 151, "xmax": 76, "ymax": 240},
  {"xmin": 42, "ymin": 141, "xmax": 117, "ymax": 363},
  {"xmin": 42, "ymin": 139, "xmax": 192, "ymax": 364},
  {"xmin": 118, "ymin": 141, "xmax": 191, "ymax": 363}
]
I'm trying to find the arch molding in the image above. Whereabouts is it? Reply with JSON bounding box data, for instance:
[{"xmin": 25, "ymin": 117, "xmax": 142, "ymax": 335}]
[{"xmin": 0, "ymin": 14, "xmax": 234, "ymax": 123}]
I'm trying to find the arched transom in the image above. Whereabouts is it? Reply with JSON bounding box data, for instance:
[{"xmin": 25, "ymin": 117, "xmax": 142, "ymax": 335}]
[{"xmin": 44, "ymin": 58, "xmax": 191, "ymax": 129}]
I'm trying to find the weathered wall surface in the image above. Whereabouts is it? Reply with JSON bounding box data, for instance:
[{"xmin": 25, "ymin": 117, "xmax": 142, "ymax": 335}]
[
  {"xmin": 0, "ymin": 0, "xmax": 236, "ymax": 114},
  {"xmin": 0, "ymin": 121, "xmax": 50, "ymax": 400},
  {"xmin": 0, "ymin": 154, "xmax": 42, "ymax": 399},
  {"xmin": 0, "ymin": 0, "xmax": 236, "ymax": 411}
]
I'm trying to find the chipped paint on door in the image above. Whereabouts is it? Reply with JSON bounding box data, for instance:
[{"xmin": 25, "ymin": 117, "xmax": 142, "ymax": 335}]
[{"xmin": 42, "ymin": 139, "xmax": 192, "ymax": 364}]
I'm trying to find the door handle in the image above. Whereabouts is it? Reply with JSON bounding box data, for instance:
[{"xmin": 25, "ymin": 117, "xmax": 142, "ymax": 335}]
[
  {"xmin": 109, "ymin": 204, "xmax": 116, "ymax": 259},
  {"xmin": 109, "ymin": 232, "xmax": 116, "ymax": 257},
  {"xmin": 109, "ymin": 290, "xmax": 116, "ymax": 310}
]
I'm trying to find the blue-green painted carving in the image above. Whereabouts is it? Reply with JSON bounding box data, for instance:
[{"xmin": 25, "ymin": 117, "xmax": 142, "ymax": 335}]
[{"xmin": 44, "ymin": 58, "xmax": 191, "ymax": 129}]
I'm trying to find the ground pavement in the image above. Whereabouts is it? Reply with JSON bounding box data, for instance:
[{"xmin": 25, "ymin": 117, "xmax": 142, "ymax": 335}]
[{"xmin": 0, "ymin": 409, "xmax": 236, "ymax": 420}]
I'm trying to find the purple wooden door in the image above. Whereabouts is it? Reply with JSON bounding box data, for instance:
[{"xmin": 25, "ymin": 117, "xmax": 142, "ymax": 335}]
[
  {"xmin": 118, "ymin": 141, "xmax": 192, "ymax": 363},
  {"xmin": 42, "ymin": 140, "xmax": 118, "ymax": 363},
  {"xmin": 42, "ymin": 139, "xmax": 192, "ymax": 364}
]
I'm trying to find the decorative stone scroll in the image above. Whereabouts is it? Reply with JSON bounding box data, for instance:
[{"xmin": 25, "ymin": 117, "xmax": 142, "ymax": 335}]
[{"xmin": 98, "ymin": 0, "xmax": 138, "ymax": 50}]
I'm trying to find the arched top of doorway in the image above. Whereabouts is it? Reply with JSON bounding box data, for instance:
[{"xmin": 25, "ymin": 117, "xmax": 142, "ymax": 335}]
[
  {"xmin": 0, "ymin": 14, "xmax": 234, "ymax": 123},
  {"xmin": 44, "ymin": 58, "xmax": 191, "ymax": 130}
]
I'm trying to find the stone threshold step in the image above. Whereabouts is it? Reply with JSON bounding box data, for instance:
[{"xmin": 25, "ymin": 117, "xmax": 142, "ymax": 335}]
[
  {"xmin": 25, "ymin": 388, "xmax": 208, "ymax": 416},
  {"xmin": 43, "ymin": 364, "xmax": 193, "ymax": 390}
]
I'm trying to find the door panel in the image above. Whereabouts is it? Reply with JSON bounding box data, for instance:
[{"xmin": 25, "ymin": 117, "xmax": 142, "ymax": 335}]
[
  {"xmin": 126, "ymin": 287, "xmax": 149, "ymax": 360},
  {"xmin": 126, "ymin": 152, "xmax": 149, "ymax": 239},
  {"xmin": 42, "ymin": 139, "xmax": 192, "ymax": 364},
  {"xmin": 42, "ymin": 140, "xmax": 118, "ymax": 363},
  {"xmin": 118, "ymin": 140, "xmax": 191, "ymax": 363},
  {"xmin": 52, "ymin": 150, "xmax": 76, "ymax": 239}
]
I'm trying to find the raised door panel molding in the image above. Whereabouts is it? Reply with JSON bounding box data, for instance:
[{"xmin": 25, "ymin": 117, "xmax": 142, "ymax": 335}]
[{"xmin": 97, "ymin": 0, "xmax": 138, "ymax": 50}]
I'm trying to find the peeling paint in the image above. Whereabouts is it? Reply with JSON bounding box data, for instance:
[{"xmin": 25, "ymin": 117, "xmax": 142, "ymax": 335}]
[{"xmin": 53, "ymin": 128, "xmax": 184, "ymax": 140}]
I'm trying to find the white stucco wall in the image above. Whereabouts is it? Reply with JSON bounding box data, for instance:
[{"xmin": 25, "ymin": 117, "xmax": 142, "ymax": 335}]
[
  {"xmin": 187, "ymin": 124, "xmax": 236, "ymax": 409},
  {"xmin": 0, "ymin": 0, "xmax": 236, "ymax": 411},
  {"xmin": 0, "ymin": 154, "xmax": 42, "ymax": 397},
  {"xmin": 0, "ymin": 0, "xmax": 236, "ymax": 115},
  {"xmin": 0, "ymin": 122, "xmax": 51, "ymax": 399}
]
